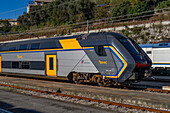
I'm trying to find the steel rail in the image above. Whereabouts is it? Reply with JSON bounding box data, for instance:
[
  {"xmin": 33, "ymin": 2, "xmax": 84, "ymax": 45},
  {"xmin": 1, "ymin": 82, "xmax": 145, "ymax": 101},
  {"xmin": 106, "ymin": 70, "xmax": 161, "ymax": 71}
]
[
  {"xmin": 145, "ymin": 88, "xmax": 170, "ymax": 93},
  {"xmin": 1, "ymin": 74, "xmax": 170, "ymax": 94},
  {"xmin": 0, "ymin": 83, "xmax": 169, "ymax": 113}
]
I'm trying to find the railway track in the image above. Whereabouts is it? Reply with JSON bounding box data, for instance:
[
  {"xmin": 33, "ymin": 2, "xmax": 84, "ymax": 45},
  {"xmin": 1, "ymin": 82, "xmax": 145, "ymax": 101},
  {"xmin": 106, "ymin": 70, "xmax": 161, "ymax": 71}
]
[
  {"xmin": 0, "ymin": 83, "xmax": 169, "ymax": 113},
  {"xmin": 142, "ymin": 76, "xmax": 170, "ymax": 82},
  {"xmin": 1, "ymin": 74, "xmax": 170, "ymax": 94},
  {"xmin": 131, "ymin": 76, "xmax": 170, "ymax": 93}
]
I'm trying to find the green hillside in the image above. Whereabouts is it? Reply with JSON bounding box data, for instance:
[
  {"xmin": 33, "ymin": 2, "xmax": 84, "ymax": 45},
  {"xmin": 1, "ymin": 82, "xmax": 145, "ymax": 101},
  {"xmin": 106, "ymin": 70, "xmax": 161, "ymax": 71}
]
[{"xmin": 1, "ymin": 0, "xmax": 170, "ymax": 33}]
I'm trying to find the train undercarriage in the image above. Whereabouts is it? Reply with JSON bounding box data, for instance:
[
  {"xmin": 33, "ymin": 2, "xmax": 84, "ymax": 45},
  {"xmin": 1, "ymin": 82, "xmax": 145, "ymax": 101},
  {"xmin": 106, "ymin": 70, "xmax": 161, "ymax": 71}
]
[
  {"xmin": 67, "ymin": 72, "xmax": 119, "ymax": 86},
  {"xmin": 67, "ymin": 71, "xmax": 147, "ymax": 86}
]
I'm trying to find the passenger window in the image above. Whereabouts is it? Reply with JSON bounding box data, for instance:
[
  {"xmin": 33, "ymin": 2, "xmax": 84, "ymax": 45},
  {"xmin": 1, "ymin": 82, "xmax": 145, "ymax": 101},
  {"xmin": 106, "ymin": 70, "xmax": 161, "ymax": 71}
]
[
  {"xmin": 1, "ymin": 47, "xmax": 8, "ymax": 51},
  {"xmin": 19, "ymin": 44, "xmax": 28, "ymax": 50},
  {"xmin": 21, "ymin": 62, "xmax": 30, "ymax": 69},
  {"xmin": 40, "ymin": 41, "xmax": 57, "ymax": 49},
  {"xmin": 12, "ymin": 62, "xmax": 19, "ymax": 68},
  {"xmin": 9, "ymin": 47, "xmax": 17, "ymax": 51},
  {"xmin": 49, "ymin": 58, "xmax": 53, "ymax": 70},
  {"xmin": 94, "ymin": 45, "xmax": 107, "ymax": 56},
  {"xmin": 30, "ymin": 43, "xmax": 40, "ymax": 50},
  {"xmin": 159, "ymin": 43, "xmax": 168, "ymax": 46},
  {"xmin": 147, "ymin": 51, "xmax": 151, "ymax": 54}
]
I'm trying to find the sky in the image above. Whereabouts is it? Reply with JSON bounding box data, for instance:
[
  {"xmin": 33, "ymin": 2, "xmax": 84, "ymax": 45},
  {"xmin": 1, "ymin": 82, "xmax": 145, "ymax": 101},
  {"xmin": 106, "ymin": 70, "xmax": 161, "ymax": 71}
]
[{"xmin": 0, "ymin": 0, "xmax": 33, "ymax": 19}]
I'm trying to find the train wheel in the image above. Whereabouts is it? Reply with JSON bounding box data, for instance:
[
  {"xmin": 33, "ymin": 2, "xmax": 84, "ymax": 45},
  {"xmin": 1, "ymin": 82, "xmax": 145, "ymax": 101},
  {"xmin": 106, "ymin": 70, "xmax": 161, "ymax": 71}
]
[
  {"xmin": 72, "ymin": 73, "xmax": 84, "ymax": 84},
  {"xmin": 91, "ymin": 74, "xmax": 106, "ymax": 86},
  {"xmin": 72, "ymin": 73, "xmax": 79, "ymax": 84}
]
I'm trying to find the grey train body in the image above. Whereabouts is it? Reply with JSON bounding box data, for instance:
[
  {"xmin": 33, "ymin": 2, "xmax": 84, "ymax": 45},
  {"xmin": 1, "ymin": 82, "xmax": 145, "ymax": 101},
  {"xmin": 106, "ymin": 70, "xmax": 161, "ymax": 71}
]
[
  {"xmin": 0, "ymin": 32, "xmax": 151, "ymax": 84},
  {"xmin": 140, "ymin": 42, "xmax": 170, "ymax": 75}
]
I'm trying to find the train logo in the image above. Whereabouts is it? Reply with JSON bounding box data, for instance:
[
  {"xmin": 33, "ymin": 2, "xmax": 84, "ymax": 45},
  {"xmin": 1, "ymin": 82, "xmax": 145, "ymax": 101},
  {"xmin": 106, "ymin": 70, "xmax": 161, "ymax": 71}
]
[
  {"xmin": 17, "ymin": 55, "xmax": 23, "ymax": 59},
  {"xmin": 81, "ymin": 60, "xmax": 90, "ymax": 64},
  {"xmin": 98, "ymin": 60, "xmax": 107, "ymax": 64}
]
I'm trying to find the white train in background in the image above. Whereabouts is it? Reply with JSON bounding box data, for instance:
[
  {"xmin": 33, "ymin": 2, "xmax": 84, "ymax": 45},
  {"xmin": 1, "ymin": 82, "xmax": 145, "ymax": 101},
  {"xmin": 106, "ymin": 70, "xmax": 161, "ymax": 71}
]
[{"xmin": 140, "ymin": 42, "xmax": 170, "ymax": 75}]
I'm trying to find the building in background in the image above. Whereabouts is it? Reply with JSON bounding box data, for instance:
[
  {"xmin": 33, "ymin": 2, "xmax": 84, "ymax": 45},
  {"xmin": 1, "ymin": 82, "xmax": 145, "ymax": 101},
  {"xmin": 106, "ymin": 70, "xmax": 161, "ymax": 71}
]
[
  {"xmin": 27, "ymin": 0, "xmax": 55, "ymax": 13},
  {"xmin": 8, "ymin": 19, "xmax": 18, "ymax": 26},
  {"xmin": 0, "ymin": 19, "xmax": 18, "ymax": 27}
]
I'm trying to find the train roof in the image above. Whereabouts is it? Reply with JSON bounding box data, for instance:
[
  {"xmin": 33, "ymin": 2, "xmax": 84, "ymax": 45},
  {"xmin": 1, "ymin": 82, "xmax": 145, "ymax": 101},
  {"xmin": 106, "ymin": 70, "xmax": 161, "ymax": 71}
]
[
  {"xmin": 0, "ymin": 35, "xmax": 80, "ymax": 45},
  {"xmin": 0, "ymin": 32, "xmax": 129, "ymax": 52},
  {"xmin": 0, "ymin": 32, "xmax": 125, "ymax": 45},
  {"xmin": 140, "ymin": 42, "xmax": 170, "ymax": 48}
]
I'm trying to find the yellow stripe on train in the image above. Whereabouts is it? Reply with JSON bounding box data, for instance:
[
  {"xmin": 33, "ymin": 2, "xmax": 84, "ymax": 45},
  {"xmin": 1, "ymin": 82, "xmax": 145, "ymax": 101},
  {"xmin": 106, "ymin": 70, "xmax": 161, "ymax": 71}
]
[
  {"xmin": 105, "ymin": 46, "xmax": 127, "ymax": 78},
  {"xmin": 0, "ymin": 42, "xmax": 127, "ymax": 79},
  {"xmin": 59, "ymin": 38, "xmax": 82, "ymax": 49}
]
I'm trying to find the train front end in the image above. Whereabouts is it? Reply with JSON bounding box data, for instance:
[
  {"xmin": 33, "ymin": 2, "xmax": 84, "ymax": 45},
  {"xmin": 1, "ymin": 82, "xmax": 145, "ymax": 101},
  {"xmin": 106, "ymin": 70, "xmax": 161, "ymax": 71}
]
[
  {"xmin": 108, "ymin": 33, "xmax": 152, "ymax": 83},
  {"xmin": 76, "ymin": 32, "xmax": 151, "ymax": 85}
]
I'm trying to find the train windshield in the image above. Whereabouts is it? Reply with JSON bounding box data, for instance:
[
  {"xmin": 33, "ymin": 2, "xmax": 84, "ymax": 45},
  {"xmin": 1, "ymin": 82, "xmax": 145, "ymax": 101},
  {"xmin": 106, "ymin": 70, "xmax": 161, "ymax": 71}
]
[
  {"xmin": 118, "ymin": 37, "xmax": 143, "ymax": 62},
  {"xmin": 119, "ymin": 38, "xmax": 139, "ymax": 55}
]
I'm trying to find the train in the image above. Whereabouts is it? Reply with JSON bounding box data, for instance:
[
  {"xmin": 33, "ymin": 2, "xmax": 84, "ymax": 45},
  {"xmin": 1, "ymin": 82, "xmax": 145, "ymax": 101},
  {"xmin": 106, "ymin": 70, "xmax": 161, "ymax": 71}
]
[
  {"xmin": 140, "ymin": 42, "xmax": 170, "ymax": 75},
  {"xmin": 0, "ymin": 32, "xmax": 152, "ymax": 85}
]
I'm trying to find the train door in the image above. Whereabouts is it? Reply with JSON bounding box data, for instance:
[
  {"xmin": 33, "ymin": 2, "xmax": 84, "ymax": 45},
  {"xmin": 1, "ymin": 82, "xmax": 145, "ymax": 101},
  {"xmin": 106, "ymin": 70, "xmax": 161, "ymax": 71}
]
[
  {"xmin": 46, "ymin": 55, "xmax": 57, "ymax": 76},
  {"xmin": 0, "ymin": 56, "xmax": 1, "ymax": 72}
]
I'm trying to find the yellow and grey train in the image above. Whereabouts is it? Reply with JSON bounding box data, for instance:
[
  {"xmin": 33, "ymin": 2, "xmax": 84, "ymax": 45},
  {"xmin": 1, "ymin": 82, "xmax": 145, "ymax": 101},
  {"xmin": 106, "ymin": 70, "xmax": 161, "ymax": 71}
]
[{"xmin": 0, "ymin": 32, "xmax": 152, "ymax": 85}]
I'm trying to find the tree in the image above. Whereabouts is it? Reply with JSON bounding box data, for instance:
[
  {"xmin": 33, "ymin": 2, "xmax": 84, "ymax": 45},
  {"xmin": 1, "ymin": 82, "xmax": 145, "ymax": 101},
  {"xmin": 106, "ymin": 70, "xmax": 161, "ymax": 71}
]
[
  {"xmin": 156, "ymin": 0, "xmax": 170, "ymax": 10},
  {"xmin": 0, "ymin": 20, "xmax": 11, "ymax": 32},
  {"xmin": 129, "ymin": 0, "xmax": 141, "ymax": 6},
  {"xmin": 75, "ymin": 0, "xmax": 95, "ymax": 20},
  {"xmin": 112, "ymin": 1, "xmax": 131, "ymax": 18},
  {"xmin": 127, "ymin": 1, "xmax": 151, "ymax": 18}
]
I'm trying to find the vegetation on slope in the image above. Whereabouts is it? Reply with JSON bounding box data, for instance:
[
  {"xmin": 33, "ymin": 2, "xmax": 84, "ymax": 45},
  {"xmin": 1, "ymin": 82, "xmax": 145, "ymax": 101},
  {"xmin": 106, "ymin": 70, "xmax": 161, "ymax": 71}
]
[
  {"xmin": 0, "ymin": 20, "xmax": 11, "ymax": 33},
  {"xmin": 0, "ymin": 0, "xmax": 169, "ymax": 33}
]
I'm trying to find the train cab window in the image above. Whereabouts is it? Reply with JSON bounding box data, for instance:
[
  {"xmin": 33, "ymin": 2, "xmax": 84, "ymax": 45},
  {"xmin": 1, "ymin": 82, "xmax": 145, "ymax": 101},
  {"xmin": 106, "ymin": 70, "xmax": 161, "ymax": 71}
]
[
  {"xmin": 9, "ymin": 47, "xmax": 17, "ymax": 51},
  {"xmin": 12, "ymin": 62, "xmax": 19, "ymax": 68},
  {"xmin": 19, "ymin": 44, "xmax": 28, "ymax": 50},
  {"xmin": 21, "ymin": 62, "xmax": 30, "ymax": 69},
  {"xmin": 94, "ymin": 45, "xmax": 107, "ymax": 56},
  {"xmin": 30, "ymin": 43, "xmax": 40, "ymax": 50}
]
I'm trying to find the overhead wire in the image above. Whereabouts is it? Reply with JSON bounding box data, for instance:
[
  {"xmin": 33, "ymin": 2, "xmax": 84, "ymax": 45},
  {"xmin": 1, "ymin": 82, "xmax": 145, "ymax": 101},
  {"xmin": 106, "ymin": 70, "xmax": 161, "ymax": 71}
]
[
  {"xmin": 2, "ymin": 10, "xmax": 168, "ymax": 35},
  {"xmin": 0, "ymin": 1, "xmax": 169, "ymax": 35},
  {"xmin": 1, "ymin": 10, "xmax": 169, "ymax": 35},
  {"xmin": 1, "ymin": 0, "xmax": 168, "ymax": 27},
  {"xmin": 92, "ymin": 11, "xmax": 170, "ymax": 26},
  {"xmin": 0, "ymin": 7, "xmax": 26, "ymax": 15},
  {"xmin": 89, "ymin": 7, "xmax": 170, "ymax": 23},
  {"xmin": 21, "ymin": 7, "xmax": 170, "ymax": 33}
]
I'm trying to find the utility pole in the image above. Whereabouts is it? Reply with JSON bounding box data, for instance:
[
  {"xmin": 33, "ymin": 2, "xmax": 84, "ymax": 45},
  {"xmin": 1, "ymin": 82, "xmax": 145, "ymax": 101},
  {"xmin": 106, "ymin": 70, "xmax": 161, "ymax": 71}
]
[{"xmin": 87, "ymin": 20, "xmax": 89, "ymax": 33}]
